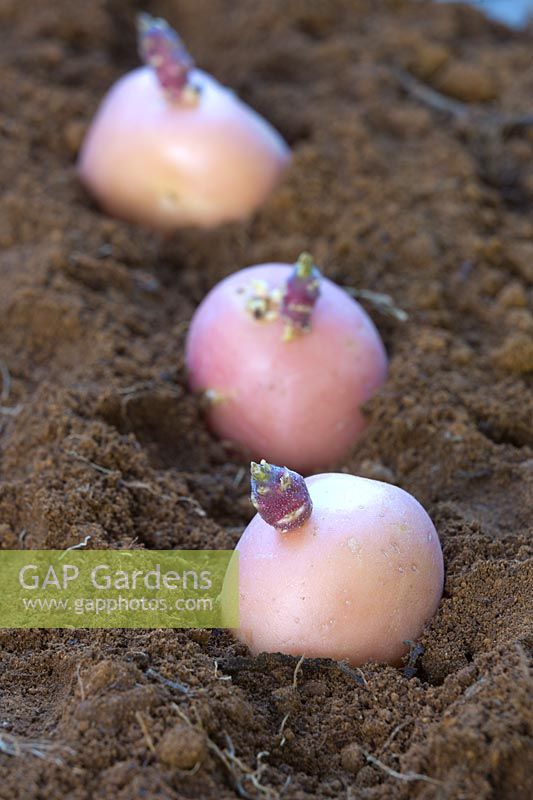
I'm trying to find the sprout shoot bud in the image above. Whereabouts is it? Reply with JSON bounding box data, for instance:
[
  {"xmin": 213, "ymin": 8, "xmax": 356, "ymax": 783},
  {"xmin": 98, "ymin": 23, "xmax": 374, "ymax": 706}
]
[
  {"xmin": 245, "ymin": 280, "xmax": 281, "ymax": 322},
  {"xmin": 250, "ymin": 460, "xmax": 313, "ymax": 533},
  {"xmin": 281, "ymin": 252, "xmax": 321, "ymax": 341},
  {"xmin": 137, "ymin": 13, "xmax": 196, "ymax": 104}
]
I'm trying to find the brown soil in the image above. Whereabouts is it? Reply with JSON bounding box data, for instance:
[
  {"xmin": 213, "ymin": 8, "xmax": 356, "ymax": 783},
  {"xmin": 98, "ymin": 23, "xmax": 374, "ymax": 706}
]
[{"xmin": 0, "ymin": 1, "xmax": 532, "ymax": 798}]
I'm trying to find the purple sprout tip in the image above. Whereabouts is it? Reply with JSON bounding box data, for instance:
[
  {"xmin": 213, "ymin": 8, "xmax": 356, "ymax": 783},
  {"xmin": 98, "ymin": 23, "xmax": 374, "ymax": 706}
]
[
  {"xmin": 137, "ymin": 12, "xmax": 195, "ymax": 102},
  {"xmin": 250, "ymin": 460, "xmax": 312, "ymax": 532},
  {"xmin": 280, "ymin": 252, "xmax": 321, "ymax": 339}
]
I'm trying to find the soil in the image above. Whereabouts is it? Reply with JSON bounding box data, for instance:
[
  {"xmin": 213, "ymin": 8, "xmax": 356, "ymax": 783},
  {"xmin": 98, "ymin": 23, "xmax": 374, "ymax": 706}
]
[{"xmin": 0, "ymin": 1, "xmax": 532, "ymax": 798}]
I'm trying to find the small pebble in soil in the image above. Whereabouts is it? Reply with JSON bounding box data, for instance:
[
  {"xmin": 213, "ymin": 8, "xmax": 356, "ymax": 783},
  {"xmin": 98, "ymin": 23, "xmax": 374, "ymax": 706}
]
[
  {"xmin": 185, "ymin": 255, "xmax": 387, "ymax": 473},
  {"xmin": 341, "ymin": 742, "xmax": 366, "ymax": 774},
  {"xmin": 231, "ymin": 463, "xmax": 444, "ymax": 666},
  {"xmin": 156, "ymin": 724, "xmax": 206, "ymax": 769},
  {"xmin": 78, "ymin": 13, "xmax": 290, "ymax": 231}
]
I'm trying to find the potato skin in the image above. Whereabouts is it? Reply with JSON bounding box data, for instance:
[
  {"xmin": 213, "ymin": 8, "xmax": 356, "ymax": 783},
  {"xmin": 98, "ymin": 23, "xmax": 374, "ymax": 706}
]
[{"xmin": 234, "ymin": 473, "xmax": 444, "ymax": 666}]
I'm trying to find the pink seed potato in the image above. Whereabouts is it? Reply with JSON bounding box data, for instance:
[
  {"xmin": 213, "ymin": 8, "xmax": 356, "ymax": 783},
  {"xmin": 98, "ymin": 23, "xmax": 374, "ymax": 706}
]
[
  {"xmin": 235, "ymin": 473, "xmax": 444, "ymax": 665},
  {"xmin": 78, "ymin": 67, "xmax": 290, "ymax": 231},
  {"xmin": 185, "ymin": 264, "xmax": 387, "ymax": 473}
]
